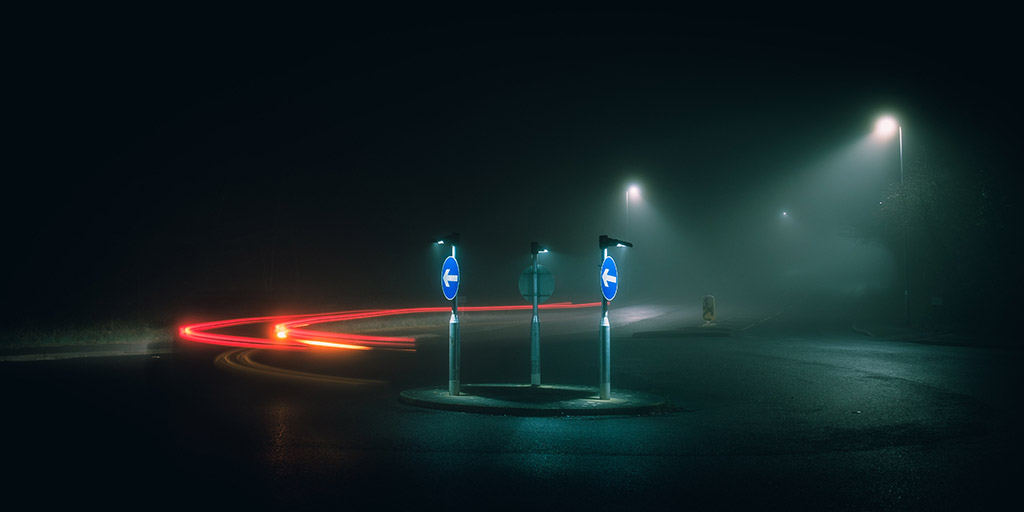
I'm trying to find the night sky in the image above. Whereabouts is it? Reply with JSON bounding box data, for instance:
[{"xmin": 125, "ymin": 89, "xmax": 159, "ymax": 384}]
[{"xmin": 7, "ymin": 10, "xmax": 1020, "ymax": 330}]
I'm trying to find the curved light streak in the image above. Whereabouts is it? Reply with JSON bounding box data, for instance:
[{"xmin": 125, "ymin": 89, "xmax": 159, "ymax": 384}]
[
  {"xmin": 179, "ymin": 302, "xmax": 600, "ymax": 352},
  {"xmin": 215, "ymin": 348, "xmax": 388, "ymax": 386},
  {"xmin": 179, "ymin": 314, "xmax": 315, "ymax": 351}
]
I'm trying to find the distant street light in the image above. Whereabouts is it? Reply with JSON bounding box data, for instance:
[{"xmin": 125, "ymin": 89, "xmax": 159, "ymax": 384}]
[
  {"xmin": 625, "ymin": 184, "xmax": 640, "ymax": 240},
  {"xmin": 875, "ymin": 116, "xmax": 909, "ymax": 327},
  {"xmin": 624, "ymin": 185, "xmax": 640, "ymax": 300},
  {"xmin": 875, "ymin": 116, "xmax": 898, "ymax": 138},
  {"xmin": 436, "ymin": 232, "xmax": 460, "ymax": 257}
]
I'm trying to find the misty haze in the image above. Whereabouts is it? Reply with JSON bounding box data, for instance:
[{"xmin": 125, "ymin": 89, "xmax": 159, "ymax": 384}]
[{"xmin": 4, "ymin": 11, "xmax": 1020, "ymax": 511}]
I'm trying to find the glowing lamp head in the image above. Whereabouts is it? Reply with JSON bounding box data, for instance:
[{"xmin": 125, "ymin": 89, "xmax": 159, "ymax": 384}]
[
  {"xmin": 435, "ymin": 232, "xmax": 460, "ymax": 247},
  {"xmin": 875, "ymin": 116, "xmax": 898, "ymax": 138},
  {"xmin": 600, "ymin": 234, "xmax": 633, "ymax": 249}
]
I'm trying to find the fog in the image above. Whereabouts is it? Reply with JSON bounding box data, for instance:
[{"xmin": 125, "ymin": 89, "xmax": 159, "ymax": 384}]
[
  {"xmin": 402, "ymin": 136, "xmax": 902, "ymax": 324},
  {"xmin": 6, "ymin": 15, "xmax": 1018, "ymax": 338}
]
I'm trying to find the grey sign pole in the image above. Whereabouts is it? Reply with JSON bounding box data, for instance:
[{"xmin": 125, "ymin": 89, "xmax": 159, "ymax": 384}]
[
  {"xmin": 599, "ymin": 266, "xmax": 611, "ymax": 399},
  {"xmin": 450, "ymin": 243, "xmax": 462, "ymax": 395},
  {"xmin": 598, "ymin": 235, "xmax": 631, "ymax": 400},
  {"xmin": 448, "ymin": 243, "xmax": 460, "ymax": 396},
  {"xmin": 530, "ymin": 242, "xmax": 542, "ymax": 386},
  {"xmin": 450, "ymin": 304, "xmax": 460, "ymax": 394},
  {"xmin": 438, "ymin": 233, "xmax": 461, "ymax": 396}
]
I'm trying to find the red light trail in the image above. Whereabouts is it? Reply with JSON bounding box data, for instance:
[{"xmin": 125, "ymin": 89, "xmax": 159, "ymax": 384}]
[{"xmin": 178, "ymin": 302, "xmax": 600, "ymax": 352}]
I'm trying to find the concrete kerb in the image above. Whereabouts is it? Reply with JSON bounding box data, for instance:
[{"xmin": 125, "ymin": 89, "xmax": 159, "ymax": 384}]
[
  {"xmin": 632, "ymin": 326, "xmax": 734, "ymax": 338},
  {"xmin": 399, "ymin": 383, "xmax": 669, "ymax": 416},
  {"xmin": 0, "ymin": 341, "xmax": 175, "ymax": 362}
]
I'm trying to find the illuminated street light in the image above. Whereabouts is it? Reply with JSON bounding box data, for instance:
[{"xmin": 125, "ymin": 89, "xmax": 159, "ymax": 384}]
[
  {"xmin": 598, "ymin": 234, "xmax": 632, "ymax": 400},
  {"xmin": 625, "ymin": 184, "xmax": 640, "ymax": 241},
  {"xmin": 623, "ymin": 185, "xmax": 641, "ymax": 300},
  {"xmin": 435, "ymin": 232, "xmax": 460, "ymax": 395},
  {"xmin": 436, "ymin": 232, "xmax": 460, "ymax": 257},
  {"xmin": 600, "ymin": 234, "xmax": 633, "ymax": 251},
  {"xmin": 875, "ymin": 115, "xmax": 909, "ymax": 327},
  {"xmin": 874, "ymin": 116, "xmax": 898, "ymax": 138}
]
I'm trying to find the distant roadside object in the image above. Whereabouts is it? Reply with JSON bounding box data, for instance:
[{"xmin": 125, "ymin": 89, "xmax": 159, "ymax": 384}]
[{"xmin": 703, "ymin": 295, "xmax": 716, "ymax": 324}]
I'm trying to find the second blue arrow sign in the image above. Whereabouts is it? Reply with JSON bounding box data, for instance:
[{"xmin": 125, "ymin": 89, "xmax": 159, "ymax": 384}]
[{"xmin": 441, "ymin": 255, "xmax": 460, "ymax": 301}]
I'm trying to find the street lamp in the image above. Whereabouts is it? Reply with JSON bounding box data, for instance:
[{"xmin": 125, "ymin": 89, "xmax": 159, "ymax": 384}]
[
  {"xmin": 600, "ymin": 235, "xmax": 633, "ymax": 251},
  {"xmin": 436, "ymin": 232, "xmax": 460, "ymax": 258},
  {"xmin": 529, "ymin": 242, "xmax": 549, "ymax": 386},
  {"xmin": 625, "ymin": 184, "xmax": 640, "ymax": 241},
  {"xmin": 598, "ymin": 234, "xmax": 632, "ymax": 400},
  {"xmin": 623, "ymin": 185, "xmax": 639, "ymax": 300},
  {"xmin": 875, "ymin": 116, "xmax": 909, "ymax": 327},
  {"xmin": 436, "ymin": 232, "xmax": 460, "ymax": 395}
]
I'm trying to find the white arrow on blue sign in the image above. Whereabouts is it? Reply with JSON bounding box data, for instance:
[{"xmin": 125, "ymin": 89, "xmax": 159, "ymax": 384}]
[
  {"xmin": 600, "ymin": 256, "xmax": 618, "ymax": 301},
  {"xmin": 441, "ymin": 256, "xmax": 460, "ymax": 301}
]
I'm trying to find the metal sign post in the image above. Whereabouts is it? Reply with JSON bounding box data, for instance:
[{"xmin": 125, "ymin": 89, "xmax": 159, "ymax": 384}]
[
  {"xmin": 530, "ymin": 242, "xmax": 546, "ymax": 386},
  {"xmin": 438, "ymin": 233, "xmax": 461, "ymax": 396},
  {"xmin": 531, "ymin": 250, "xmax": 541, "ymax": 386},
  {"xmin": 599, "ymin": 253, "xmax": 616, "ymax": 400},
  {"xmin": 519, "ymin": 243, "xmax": 553, "ymax": 387},
  {"xmin": 598, "ymin": 235, "xmax": 631, "ymax": 400}
]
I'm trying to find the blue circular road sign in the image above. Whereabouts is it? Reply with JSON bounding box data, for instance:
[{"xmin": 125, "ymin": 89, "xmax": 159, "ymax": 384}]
[
  {"xmin": 441, "ymin": 256, "xmax": 460, "ymax": 301},
  {"xmin": 600, "ymin": 256, "xmax": 618, "ymax": 301}
]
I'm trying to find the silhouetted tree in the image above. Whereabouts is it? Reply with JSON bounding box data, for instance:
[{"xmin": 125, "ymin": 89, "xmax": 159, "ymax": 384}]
[{"xmin": 853, "ymin": 142, "xmax": 1015, "ymax": 336}]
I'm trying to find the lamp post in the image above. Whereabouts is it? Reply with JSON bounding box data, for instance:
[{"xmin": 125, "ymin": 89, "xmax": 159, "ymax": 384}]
[
  {"xmin": 529, "ymin": 242, "xmax": 548, "ymax": 386},
  {"xmin": 624, "ymin": 184, "xmax": 639, "ymax": 298},
  {"xmin": 875, "ymin": 116, "xmax": 909, "ymax": 327},
  {"xmin": 626, "ymin": 185, "xmax": 639, "ymax": 239},
  {"xmin": 598, "ymin": 234, "xmax": 632, "ymax": 400},
  {"xmin": 437, "ymin": 232, "xmax": 461, "ymax": 395}
]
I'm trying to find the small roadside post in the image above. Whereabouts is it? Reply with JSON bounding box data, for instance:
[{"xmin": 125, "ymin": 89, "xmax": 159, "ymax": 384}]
[{"xmin": 703, "ymin": 295, "xmax": 716, "ymax": 325}]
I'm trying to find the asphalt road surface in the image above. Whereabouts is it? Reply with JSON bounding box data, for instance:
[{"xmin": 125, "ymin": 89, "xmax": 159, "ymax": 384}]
[{"xmin": 5, "ymin": 304, "xmax": 1021, "ymax": 510}]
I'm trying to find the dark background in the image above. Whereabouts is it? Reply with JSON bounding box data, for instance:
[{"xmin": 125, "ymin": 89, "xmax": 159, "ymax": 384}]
[{"xmin": 6, "ymin": 9, "xmax": 1020, "ymax": 334}]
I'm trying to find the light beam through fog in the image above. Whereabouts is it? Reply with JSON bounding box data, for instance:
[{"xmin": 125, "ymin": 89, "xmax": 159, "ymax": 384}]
[{"xmin": 583, "ymin": 135, "xmax": 901, "ymax": 321}]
